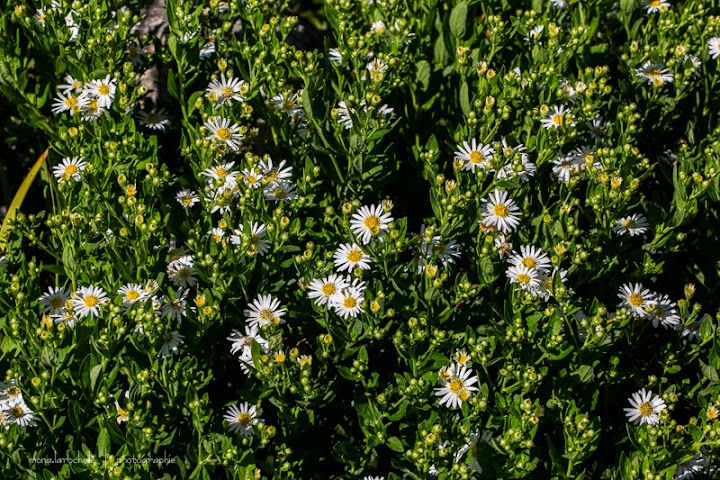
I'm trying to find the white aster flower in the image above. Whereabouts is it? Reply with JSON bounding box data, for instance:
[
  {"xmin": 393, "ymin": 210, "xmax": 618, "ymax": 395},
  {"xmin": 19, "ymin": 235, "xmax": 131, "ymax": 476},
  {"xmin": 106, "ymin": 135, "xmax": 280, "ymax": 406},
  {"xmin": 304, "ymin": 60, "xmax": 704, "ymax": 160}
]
[
  {"xmin": 158, "ymin": 331, "xmax": 185, "ymax": 358},
  {"xmin": 617, "ymin": 283, "xmax": 656, "ymax": 317},
  {"xmin": 271, "ymin": 91, "xmax": 303, "ymax": 116},
  {"xmin": 72, "ymin": 285, "xmax": 109, "ymax": 318},
  {"xmin": 38, "ymin": 286, "xmax": 70, "ymax": 314},
  {"xmin": 551, "ymin": 154, "xmax": 583, "ymax": 183},
  {"xmin": 206, "ymin": 75, "xmax": 247, "ymax": 105},
  {"xmin": 613, "ymin": 213, "xmax": 650, "ymax": 236},
  {"xmin": 57, "ymin": 74, "xmax": 85, "ymax": 95},
  {"xmin": 480, "ymin": 189, "xmax": 521, "ymax": 234},
  {"xmin": 137, "ymin": 108, "xmax": 171, "ymax": 131},
  {"xmin": 508, "ymin": 245, "xmax": 551, "ymax": 272},
  {"xmin": 333, "ymin": 243, "xmax": 371, "ymax": 272},
  {"xmin": 541, "ymin": 105, "xmax": 574, "ymax": 129},
  {"xmin": 635, "ymin": 62, "xmax": 673, "ymax": 87},
  {"xmin": 204, "ymin": 117, "xmax": 243, "ymax": 151},
  {"xmin": 366, "ymin": 59, "xmax": 388, "ymax": 83},
  {"xmin": 263, "ymin": 180, "xmax": 297, "ymax": 202},
  {"xmin": 2, "ymin": 397, "xmax": 37, "ymax": 431},
  {"xmin": 176, "ymin": 190, "xmax": 200, "ymax": 208},
  {"xmin": 709, "ymin": 37, "xmax": 720, "ymax": 60},
  {"xmin": 52, "ymin": 157, "xmax": 87, "ymax": 182},
  {"xmin": 308, "ymin": 274, "xmax": 350, "ymax": 307},
  {"xmin": 434, "ymin": 363, "xmax": 479, "ymax": 409},
  {"xmin": 161, "ymin": 288, "xmax": 192, "ymax": 323},
  {"xmin": 259, "ymin": 158, "xmax": 293, "ymax": 183},
  {"xmin": 329, "ymin": 285, "xmax": 365, "ymax": 319},
  {"xmin": 51, "ymin": 91, "xmax": 87, "ymax": 115},
  {"xmin": 506, "ymin": 264, "xmax": 541, "ymax": 291},
  {"xmin": 118, "ymin": 283, "xmax": 148, "ymax": 306},
  {"xmin": 84, "ymin": 75, "xmax": 116, "ymax": 109},
  {"xmin": 455, "ymin": 139, "xmax": 495, "ymax": 172},
  {"xmin": 646, "ymin": 294, "xmax": 680, "ymax": 329},
  {"xmin": 230, "ymin": 222, "xmax": 272, "ymax": 256},
  {"xmin": 224, "ymin": 402, "xmax": 262, "ymax": 436},
  {"xmin": 350, "ymin": 204, "xmax": 394, "ymax": 245},
  {"xmin": 241, "ymin": 168, "xmax": 263, "ymax": 189},
  {"xmin": 624, "ymin": 388, "xmax": 666, "ymax": 425},
  {"xmin": 227, "ymin": 325, "xmax": 268, "ymax": 357},
  {"xmin": 166, "ymin": 258, "xmax": 197, "ymax": 288},
  {"xmin": 244, "ymin": 294, "xmax": 286, "ymax": 328},
  {"xmin": 644, "ymin": 0, "xmax": 670, "ymax": 14}
]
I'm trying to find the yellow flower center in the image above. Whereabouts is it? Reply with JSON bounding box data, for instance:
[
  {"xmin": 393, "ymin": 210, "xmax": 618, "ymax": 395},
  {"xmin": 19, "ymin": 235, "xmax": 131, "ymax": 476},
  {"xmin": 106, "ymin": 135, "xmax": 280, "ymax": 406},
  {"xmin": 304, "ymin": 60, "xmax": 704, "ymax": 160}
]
[
  {"xmin": 9, "ymin": 406, "xmax": 23, "ymax": 418},
  {"xmin": 126, "ymin": 290, "xmax": 140, "ymax": 300},
  {"xmin": 458, "ymin": 389, "xmax": 470, "ymax": 401},
  {"xmin": 65, "ymin": 164, "xmax": 78, "ymax": 175},
  {"xmin": 321, "ymin": 284, "xmax": 336, "ymax": 296},
  {"xmin": 7, "ymin": 386, "xmax": 20, "ymax": 398},
  {"xmin": 275, "ymin": 352, "xmax": 286, "ymax": 363},
  {"xmin": 449, "ymin": 378, "xmax": 464, "ymax": 394},
  {"xmin": 364, "ymin": 216, "xmax": 380, "ymax": 229},
  {"xmin": 247, "ymin": 175, "xmax": 258, "ymax": 184},
  {"xmin": 347, "ymin": 250, "xmax": 363, "ymax": 262},
  {"xmin": 117, "ymin": 406, "xmax": 128, "ymax": 418},
  {"xmin": 258, "ymin": 309, "xmax": 274, "ymax": 322},
  {"xmin": 552, "ymin": 114, "xmax": 564, "ymax": 125},
  {"xmin": 638, "ymin": 402, "xmax": 654, "ymax": 417},
  {"xmin": 493, "ymin": 204, "xmax": 508, "ymax": 217},
  {"xmin": 237, "ymin": 412, "xmax": 253, "ymax": 427},
  {"xmin": 281, "ymin": 99, "xmax": 294, "ymax": 111},
  {"xmin": 221, "ymin": 86, "xmax": 234, "ymax": 98},
  {"xmin": 628, "ymin": 293, "xmax": 644, "ymax": 307},
  {"xmin": 469, "ymin": 151, "xmax": 484, "ymax": 164},
  {"xmin": 216, "ymin": 128, "xmax": 232, "ymax": 141},
  {"xmin": 83, "ymin": 295, "xmax": 99, "ymax": 307},
  {"xmin": 517, "ymin": 273, "xmax": 531, "ymax": 284},
  {"xmin": 708, "ymin": 407, "xmax": 718, "ymax": 419},
  {"xmin": 64, "ymin": 97, "xmax": 77, "ymax": 107},
  {"xmin": 98, "ymin": 84, "xmax": 110, "ymax": 95},
  {"xmin": 521, "ymin": 257, "xmax": 536, "ymax": 269},
  {"xmin": 273, "ymin": 188, "xmax": 287, "ymax": 199},
  {"xmin": 343, "ymin": 297, "xmax": 357, "ymax": 309},
  {"xmin": 49, "ymin": 296, "xmax": 64, "ymax": 308}
]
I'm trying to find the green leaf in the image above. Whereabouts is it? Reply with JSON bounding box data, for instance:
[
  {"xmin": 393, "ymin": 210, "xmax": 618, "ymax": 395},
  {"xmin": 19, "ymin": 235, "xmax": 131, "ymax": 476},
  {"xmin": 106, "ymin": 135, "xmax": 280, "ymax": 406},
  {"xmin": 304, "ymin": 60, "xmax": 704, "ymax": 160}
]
[
  {"xmin": 97, "ymin": 428, "xmax": 110, "ymax": 458},
  {"xmin": 449, "ymin": 1, "xmax": 469, "ymax": 39},
  {"xmin": 459, "ymin": 80, "xmax": 470, "ymax": 116},
  {"xmin": 702, "ymin": 362, "xmax": 720, "ymax": 383},
  {"xmin": 167, "ymin": 69, "xmax": 180, "ymax": 101},
  {"xmin": 90, "ymin": 364, "xmax": 103, "ymax": 392},
  {"xmin": 187, "ymin": 90, "xmax": 204, "ymax": 117},
  {"xmin": 415, "ymin": 60, "xmax": 431, "ymax": 91},
  {"xmin": 387, "ymin": 436, "xmax": 404, "ymax": 452}
]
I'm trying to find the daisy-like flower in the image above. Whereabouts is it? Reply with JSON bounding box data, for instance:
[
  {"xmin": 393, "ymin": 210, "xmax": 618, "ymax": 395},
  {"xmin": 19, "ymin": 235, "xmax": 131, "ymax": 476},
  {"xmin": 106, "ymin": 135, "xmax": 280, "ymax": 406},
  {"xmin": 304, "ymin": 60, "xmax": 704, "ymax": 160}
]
[
  {"xmin": 455, "ymin": 431, "xmax": 487, "ymax": 473},
  {"xmin": 230, "ymin": 222, "xmax": 272, "ymax": 256},
  {"xmin": 526, "ymin": 25, "xmax": 544, "ymax": 42},
  {"xmin": 51, "ymin": 91, "xmax": 87, "ymax": 115},
  {"xmin": 681, "ymin": 317, "xmax": 704, "ymax": 342},
  {"xmin": 551, "ymin": 154, "xmax": 583, "ymax": 183},
  {"xmin": 336, "ymin": 101, "xmax": 360, "ymax": 129},
  {"xmin": 366, "ymin": 59, "xmax": 388, "ymax": 83},
  {"xmin": 617, "ymin": 283, "xmax": 656, "ymax": 317},
  {"xmin": 434, "ymin": 363, "xmax": 479, "ymax": 409},
  {"xmin": 271, "ymin": 91, "xmax": 303, "ymax": 116},
  {"xmin": 454, "ymin": 349, "xmax": 472, "ymax": 365},
  {"xmin": 158, "ymin": 331, "xmax": 185, "ymax": 358},
  {"xmin": 350, "ymin": 204, "xmax": 394, "ymax": 245},
  {"xmin": 167, "ymin": 257, "xmax": 197, "ymax": 288},
  {"xmin": 227, "ymin": 325, "xmax": 268, "ymax": 357},
  {"xmin": 72, "ymin": 285, "xmax": 109, "ymax": 318},
  {"xmin": 613, "ymin": 213, "xmax": 650, "ymax": 236},
  {"xmin": 624, "ymin": 388, "xmax": 666, "ymax": 425},
  {"xmin": 297, "ymin": 355, "xmax": 313, "ymax": 368},
  {"xmin": 550, "ymin": 0, "xmax": 568, "ymax": 8},
  {"xmin": 675, "ymin": 453, "xmax": 707, "ymax": 480},
  {"xmin": 2, "ymin": 397, "xmax": 37, "ymax": 431},
  {"xmin": 506, "ymin": 264, "xmax": 541, "ymax": 291},
  {"xmin": 114, "ymin": 391, "xmax": 130, "ymax": 425},
  {"xmin": 535, "ymin": 267, "xmax": 568, "ymax": 301},
  {"xmin": 371, "ymin": 20, "xmax": 388, "ymax": 36},
  {"xmin": 52, "ymin": 157, "xmax": 87, "ymax": 182},
  {"xmin": 206, "ymin": 75, "xmax": 247, "ymax": 105},
  {"xmin": 328, "ymin": 47, "xmax": 343, "ymax": 65},
  {"xmin": 333, "ymin": 243, "xmax": 371, "ymax": 272},
  {"xmin": 709, "ymin": 37, "xmax": 720, "ymax": 60},
  {"xmin": 0, "ymin": 380, "xmax": 23, "ymax": 404},
  {"xmin": 84, "ymin": 75, "xmax": 117, "ymax": 109},
  {"xmin": 137, "ymin": 108, "xmax": 171, "ymax": 131},
  {"xmin": 635, "ymin": 62, "xmax": 673, "ymax": 87},
  {"xmin": 259, "ymin": 158, "xmax": 293, "ymax": 183},
  {"xmin": 263, "ymin": 180, "xmax": 297, "ymax": 202},
  {"xmin": 118, "ymin": 284, "xmax": 147, "ymax": 306},
  {"xmin": 241, "ymin": 168, "xmax": 263, "ymax": 189},
  {"xmin": 541, "ymin": 105, "xmax": 573, "ymax": 129},
  {"xmin": 244, "ymin": 294, "xmax": 286, "ymax": 328},
  {"xmin": 38, "ymin": 286, "xmax": 70, "ymax": 314},
  {"xmin": 51, "ymin": 309, "xmax": 77, "ymax": 329},
  {"xmin": 587, "ymin": 115, "xmax": 608, "ymax": 139},
  {"xmin": 480, "ymin": 190, "xmax": 521, "ymax": 233},
  {"xmin": 308, "ymin": 274, "xmax": 350, "ymax": 307},
  {"xmin": 646, "ymin": 294, "xmax": 680, "ymax": 329},
  {"xmin": 81, "ymin": 98, "xmax": 103, "ymax": 122},
  {"xmin": 329, "ymin": 285, "xmax": 365, "ymax": 319},
  {"xmin": 161, "ymin": 288, "xmax": 191, "ymax": 323},
  {"xmin": 455, "ymin": 139, "xmax": 495, "ymax": 172},
  {"xmin": 508, "ymin": 245, "xmax": 551, "ymax": 272},
  {"xmin": 202, "ymin": 161, "xmax": 238, "ymax": 188},
  {"xmin": 419, "ymin": 228, "xmax": 462, "ymax": 267},
  {"xmin": 204, "ymin": 117, "xmax": 243, "ymax": 151},
  {"xmin": 644, "ymin": 0, "xmax": 670, "ymax": 14},
  {"xmin": 176, "ymin": 190, "xmax": 200, "ymax": 208},
  {"xmin": 224, "ymin": 402, "xmax": 263, "ymax": 437},
  {"xmin": 209, "ymin": 227, "xmax": 225, "ymax": 243},
  {"xmin": 57, "ymin": 74, "xmax": 85, "ymax": 95},
  {"xmin": 495, "ymin": 235, "xmax": 513, "ymax": 257}
]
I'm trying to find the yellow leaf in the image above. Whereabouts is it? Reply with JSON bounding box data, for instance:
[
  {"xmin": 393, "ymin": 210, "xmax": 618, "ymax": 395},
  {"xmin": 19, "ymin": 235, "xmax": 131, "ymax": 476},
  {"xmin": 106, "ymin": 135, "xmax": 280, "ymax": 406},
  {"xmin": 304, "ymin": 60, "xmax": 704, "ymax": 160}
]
[{"xmin": 0, "ymin": 147, "xmax": 49, "ymax": 252}]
